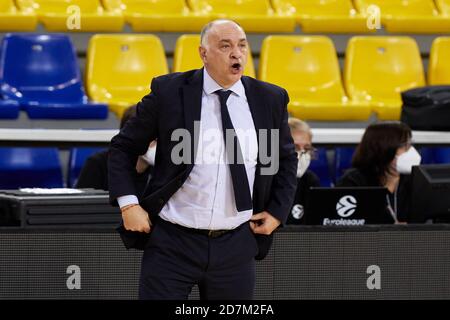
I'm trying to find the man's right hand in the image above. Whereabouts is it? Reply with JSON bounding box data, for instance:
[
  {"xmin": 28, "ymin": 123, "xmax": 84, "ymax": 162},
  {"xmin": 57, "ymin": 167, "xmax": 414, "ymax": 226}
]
[{"xmin": 121, "ymin": 204, "xmax": 152, "ymax": 233}]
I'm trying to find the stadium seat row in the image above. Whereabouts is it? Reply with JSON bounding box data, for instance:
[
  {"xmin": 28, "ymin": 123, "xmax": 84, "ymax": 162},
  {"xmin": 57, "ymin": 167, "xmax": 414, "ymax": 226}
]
[
  {"xmin": 0, "ymin": 34, "xmax": 109, "ymax": 120},
  {"xmin": 1, "ymin": 0, "xmax": 450, "ymax": 33},
  {"xmin": 1, "ymin": 146, "xmax": 449, "ymax": 189},
  {"xmin": 1, "ymin": 33, "xmax": 450, "ymax": 121},
  {"xmin": 0, "ymin": 147, "xmax": 105, "ymax": 189}
]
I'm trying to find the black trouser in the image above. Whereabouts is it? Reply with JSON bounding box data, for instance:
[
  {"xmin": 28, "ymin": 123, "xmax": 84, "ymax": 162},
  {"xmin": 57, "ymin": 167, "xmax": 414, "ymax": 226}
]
[{"xmin": 138, "ymin": 217, "xmax": 258, "ymax": 300}]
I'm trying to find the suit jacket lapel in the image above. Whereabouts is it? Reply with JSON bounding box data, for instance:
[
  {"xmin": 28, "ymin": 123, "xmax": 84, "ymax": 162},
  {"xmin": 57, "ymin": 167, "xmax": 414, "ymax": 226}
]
[
  {"xmin": 241, "ymin": 76, "xmax": 270, "ymax": 165},
  {"xmin": 181, "ymin": 68, "xmax": 203, "ymax": 174},
  {"xmin": 241, "ymin": 76, "xmax": 271, "ymax": 209}
]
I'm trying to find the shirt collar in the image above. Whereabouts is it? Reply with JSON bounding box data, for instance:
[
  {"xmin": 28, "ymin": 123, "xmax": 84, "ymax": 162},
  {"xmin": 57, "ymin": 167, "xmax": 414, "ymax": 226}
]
[{"xmin": 203, "ymin": 68, "xmax": 245, "ymax": 97}]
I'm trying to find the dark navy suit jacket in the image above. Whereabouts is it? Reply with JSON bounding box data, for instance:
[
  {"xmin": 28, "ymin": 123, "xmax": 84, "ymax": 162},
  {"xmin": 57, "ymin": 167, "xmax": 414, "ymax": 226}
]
[{"xmin": 108, "ymin": 68, "xmax": 297, "ymax": 260}]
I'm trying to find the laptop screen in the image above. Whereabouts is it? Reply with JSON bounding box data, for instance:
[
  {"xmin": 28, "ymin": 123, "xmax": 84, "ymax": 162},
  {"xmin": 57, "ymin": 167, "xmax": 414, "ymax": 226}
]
[{"xmin": 304, "ymin": 187, "xmax": 394, "ymax": 225}]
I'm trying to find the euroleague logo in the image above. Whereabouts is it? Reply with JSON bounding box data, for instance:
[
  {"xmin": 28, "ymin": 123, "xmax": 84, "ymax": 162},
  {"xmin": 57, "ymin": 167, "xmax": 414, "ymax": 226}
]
[
  {"xmin": 291, "ymin": 204, "xmax": 304, "ymax": 220},
  {"xmin": 336, "ymin": 195, "xmax": 357, "ymax": 217}
]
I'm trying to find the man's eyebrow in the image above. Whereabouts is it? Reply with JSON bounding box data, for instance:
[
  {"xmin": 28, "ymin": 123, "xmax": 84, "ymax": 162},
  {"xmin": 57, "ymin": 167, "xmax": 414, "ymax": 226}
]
[{"xmin": 218, "ymin": 39, "xmax": 247, "ymax": 43}]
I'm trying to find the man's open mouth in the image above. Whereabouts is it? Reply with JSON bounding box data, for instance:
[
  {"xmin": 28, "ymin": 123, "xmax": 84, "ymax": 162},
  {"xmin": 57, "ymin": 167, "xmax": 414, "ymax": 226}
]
[{"xmin": 231, "ymin": 63, "xmax": 241, "ymax": 71}]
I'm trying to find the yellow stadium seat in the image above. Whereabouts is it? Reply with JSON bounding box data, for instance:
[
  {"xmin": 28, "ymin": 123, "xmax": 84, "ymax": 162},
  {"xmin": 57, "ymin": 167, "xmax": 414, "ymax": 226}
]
[
  {"xmin": 344, "ymin": 37, "xmax": 425, "ymax": 120},
  {"xmin": 16, "ymin": 0, "xmax": 123, "ymax": 32},
  {"xmin": 0, "ymin": 0, "xmax": 37, "ymax": 31},
  {"xmin": 428, "ymin": 37, "xmax": 450, "ymax": 85},
  {"xmin": 272, "ymin": 0, "xmax": 373, "ymax": 33},
  {"xmin": 103, "ymin": 0, "xmax": 210, "ymax": 32},
  {"xmin": 258, "ymin": 36, "xmax": 372, "ymax": 121},
  {"xmin": 86, "ymin": 35, "xmax": 168, "ymax": 118},
  {"xmin": 354, "ymin": 0, "xmax": 450, "ymax": 33},
  {"xmin": 173, "ymin": 35, "xmax": 256, "ymax": 78},
  {"xmin": 436, "ymin": 0, "xmax": 450, "ymax": 15},
  {"xmin": 187, "ymin": 0, "xmax": 295, "ymax": 32}
]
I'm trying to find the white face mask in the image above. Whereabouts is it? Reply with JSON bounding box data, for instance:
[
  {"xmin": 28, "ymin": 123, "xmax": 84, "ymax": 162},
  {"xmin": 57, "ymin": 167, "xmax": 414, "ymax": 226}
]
[
  {"xmin": 297, "ymin": 152, "xmax": 311, "ymax": 178},
  {"xmin": 396, "ymin": 146, "xmax": 421, "ymax": 174},
  {"xmin": 141, "ymin": 144, "xmax": 156, "ymax": 166}
]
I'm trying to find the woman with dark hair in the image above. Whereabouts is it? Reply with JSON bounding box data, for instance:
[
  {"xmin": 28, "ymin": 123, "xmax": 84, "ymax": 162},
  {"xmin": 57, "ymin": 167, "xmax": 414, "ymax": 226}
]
[{"xmin": 336, "ymin": 121, "xmax": 421, "ymax": 223}]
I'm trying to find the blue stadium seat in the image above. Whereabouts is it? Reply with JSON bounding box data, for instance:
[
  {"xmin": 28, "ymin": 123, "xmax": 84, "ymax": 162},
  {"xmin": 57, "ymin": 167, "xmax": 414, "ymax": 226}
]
[
  {"xmin": 419, "ymin": 147, "xmax": 436, "ymax": 164},
  {"xmin": 0, "ymin": 33, "xmax": 108, "ymax": 119},
  {"xmin": 0, "ymin": 99, "xmax": 19, "ymax": 119},
  {"xmin": 309, "ymin": 147, "xmax": 333, "ymax": 187},
  {"xmin": 0, "ymin": 147, "xmax": 63, "ymax": 189},
  {"xmin": 334, "ymin": 147, "xmax": 355, "ymax": 183},
  {"xmin": 433, "ymin": 147, "xmax": 450, "ymax": 164},
  {"xmin": 68, "ymin": 147, "xmax": 106, "ymax": 188}
]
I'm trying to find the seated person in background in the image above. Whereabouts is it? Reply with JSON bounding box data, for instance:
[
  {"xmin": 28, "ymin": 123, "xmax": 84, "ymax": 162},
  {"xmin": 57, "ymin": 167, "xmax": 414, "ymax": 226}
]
[
  {"xmin": 286, "ymin": 117, "xmax": 321, "ymax": 225},
  {"xmin": 336, "ymin": 121, "xmax": 421, "ymax": 223},
  {"xmin": 76, "ymin": 105, "xmax": 155, "ymax": 197}
]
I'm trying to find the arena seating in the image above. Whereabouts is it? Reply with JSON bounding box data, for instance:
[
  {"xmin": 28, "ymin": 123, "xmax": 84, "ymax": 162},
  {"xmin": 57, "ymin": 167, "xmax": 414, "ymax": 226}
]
[
  {"xmin": 86, "ymin": 34, "xmax": 168, "ymax": 118},
  {"xmin": 436, "ymin": 0, "xmax": 450, "ymax": 14},
  {"xmin": 259, "ymin": 35, "xmax": 372, "ymax": 121},
  {"xmin": 0, "ymin": 32, "xmax": 448, "ymax": 122},
  {"xmin": 434, "ymin": 147, "xmax": 450, "ymax": 163},
  {"xmin": 428, "ymin": 37, "xmax": 450, "ymax": 85},
  {"xmin": 0, "ymin": 99, "xmax": 19, "ymax": 119},
  {"xmin": 2, "ymin": 0, "xmax": 450, "ymax": 33},
  {"xmin": 354, "ymin": 0, "xmax": 450, "ymax": 33},
  {"xmin": 0, "ymin": 0, "xmax": 37, "ymax": 31},
  {"xmin": 68, "ymin": 147, "xmax": 106, "ymax": 188},
  {"xmin": 344, "ymin": 36, "xmax": 425, "ymax": 121},
  {"xmin": 187, "ymin": 0, "xmax": 296, "ymax": 32},
  {"xmin": 15, "ymin": 0, "xmax": 123, "ymax": 32},
  {"xmin": 420, "ymin": 147, "xmax": 450, "ymax": 164},
  {"xmin": 334, "ymin": 146, "xmax": 355, "ymax": 182},
  {"xmin": 309, "ymin": 147, "xmax": 333, "ymax": 187},
  {"xmin": 272, "ymin": 0, "xmax": 372, "ymax": 33},
  {"xmin": 0, "ymin": 147, "xmax": 63, "ymax": 189},
  {"xmin": 0, "ymin": 33, "xmax": 108, "ymax": 119},
  {"xmin": 103, "ymin": 0, "xmax": 210, "ymax": 32}
]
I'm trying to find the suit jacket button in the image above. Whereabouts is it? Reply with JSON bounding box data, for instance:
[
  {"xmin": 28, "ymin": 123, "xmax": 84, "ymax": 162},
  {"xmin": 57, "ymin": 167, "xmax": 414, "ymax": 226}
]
[{"xmin": 158, "ymin": 198, "xmax": 164, "ymax": 204}]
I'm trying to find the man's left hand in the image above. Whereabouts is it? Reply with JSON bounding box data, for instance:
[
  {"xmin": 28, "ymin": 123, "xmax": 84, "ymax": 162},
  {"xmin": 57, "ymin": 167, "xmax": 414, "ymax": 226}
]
[{"xmin": 250, "ymin": 211, "xmax": 281, "ymax": 235}]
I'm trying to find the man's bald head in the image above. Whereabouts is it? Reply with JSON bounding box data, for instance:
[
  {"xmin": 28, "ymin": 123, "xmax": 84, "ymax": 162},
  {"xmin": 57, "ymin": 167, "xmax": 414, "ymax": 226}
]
[
  {"xmin": 200, "ymin": 19, "xmax": 245, "ymax": 48},
  {"xmin": 198, "ymin": 19, "xmax": 248, "ymax": 88}
]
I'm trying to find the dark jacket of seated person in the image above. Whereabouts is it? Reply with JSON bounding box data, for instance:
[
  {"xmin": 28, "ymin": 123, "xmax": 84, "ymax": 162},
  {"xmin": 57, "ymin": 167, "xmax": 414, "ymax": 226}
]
[
  {"xmin": 76, "ymin": 149, "xmax": 152, "ymax": 197},
  {"xmin": 287, "ymin": 170, "xmax": 320, "ymax": 224},
  {"xmin": 286, "ymin": 117, "xmax": 321, "ymax": 224},
  {"xmin": 336, "ymin": 122, "xmax": 421, "ymax": 223},
  {"xmin": 76, "ymin": 105, "xmax": 154, "ymax": 198}
]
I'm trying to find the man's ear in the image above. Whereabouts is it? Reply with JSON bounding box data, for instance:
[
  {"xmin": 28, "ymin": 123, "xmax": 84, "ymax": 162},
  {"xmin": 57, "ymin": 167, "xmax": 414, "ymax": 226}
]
[{"xmin": 199, "ymin": 46, "xmax": 207, "ymax": 64}]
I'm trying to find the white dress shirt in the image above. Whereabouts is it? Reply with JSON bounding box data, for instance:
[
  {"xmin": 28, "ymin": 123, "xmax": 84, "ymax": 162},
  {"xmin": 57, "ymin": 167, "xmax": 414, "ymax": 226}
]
[{"xmin": 118, "ymin": 69, "xmax": 258, "ymax": 230}]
